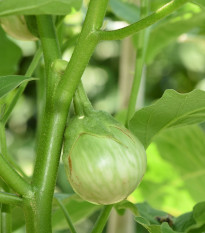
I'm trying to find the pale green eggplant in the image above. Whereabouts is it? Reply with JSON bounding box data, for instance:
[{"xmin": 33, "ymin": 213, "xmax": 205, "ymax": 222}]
[{"xmin": 63, "ymin": 110, "xmax": 147, "ymax": 205}]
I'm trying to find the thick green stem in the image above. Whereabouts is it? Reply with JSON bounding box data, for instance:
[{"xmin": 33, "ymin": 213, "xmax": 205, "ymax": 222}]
[
  {"xmin": 98, "ymin": 0, "xmax": 190, "ymax": 40},
  {"xmin": 56, "ymin": 0, "xmax": 109, "ymax": 114},
  {"xmin": 23, "ymin": 15, "xmax": 62, "ymax": 233},
  {"xmin": 0, "ymin": 192, "xmax": 22, "ymax": 206},
  {"xmin": 91, "ymin": 205, "xmax": 113, "ymax": 233},
  {"xmin": 36, "ymin": 16, "xmax": 61, "ymax": 76},
  {"xmin": 126, "ymin": 0, "xmax": 150, "ymax": 125},
  {"xmin": 36, "ymin": 15, "xmax": 61, "ymax": 103},
  {"xmin": 30, "ymin": 1, "xmax": 109, "ymax": 232}
]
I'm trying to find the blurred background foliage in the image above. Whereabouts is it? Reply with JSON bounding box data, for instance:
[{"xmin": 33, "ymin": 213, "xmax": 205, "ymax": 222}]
[{"xmin": 1, "ymin": 0, "xmax": 205, "ymax": 232}]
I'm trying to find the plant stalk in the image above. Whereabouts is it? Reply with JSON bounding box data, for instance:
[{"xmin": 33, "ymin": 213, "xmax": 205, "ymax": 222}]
[
  {"xmin": 1, "ymin": 205, "xmax": 11, "ymax": 233},
  {"xmin": 91, "ymin": 205, "xmax": 113, "ymax": 233},
  {"xmin": 98, "ymin": 0, "xmax": 190, "ymax": 40},
  {"xmin": 0, "ymin": 192, "xmax": 22, "ymax": 206},
  {"xmin": 30, "ymin": 1, "xmax": 109, "ymax": 232},
  {"xmin": 56, "ymin": 198, "xmax": 77, "ymax": 233},
  {"xmin": 126, "ymin": 0, "xmax": 150, "ymax": 125}
]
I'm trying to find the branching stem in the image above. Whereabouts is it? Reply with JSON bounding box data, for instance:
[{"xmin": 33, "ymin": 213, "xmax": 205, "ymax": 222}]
[{"xmin": 98, "ymin": 0, "xmax": 190, "ymax": 41}]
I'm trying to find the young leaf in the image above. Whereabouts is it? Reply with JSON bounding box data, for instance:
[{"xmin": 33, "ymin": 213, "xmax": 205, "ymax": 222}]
[
  {"xmin": 129, "ymin": 89, "xmax": 205, "ymax": 148},
  {"xmin": 0, "ymin": 0, "xmax": 82, "ymax": 16},
  {"xmin": 0, "ymin": 75, "xmax": 36, "ymax": 98}
]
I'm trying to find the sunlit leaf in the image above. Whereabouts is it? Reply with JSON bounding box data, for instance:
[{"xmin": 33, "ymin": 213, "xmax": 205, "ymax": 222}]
[
  {"xmin": 129, "ymin": 89, "xmax": 205, "ymax": 148},
  {"xmin": 0, "ymin": 0, "xmax": 82, "ymax": 16},
  {"xmin": 155, "ymin": 125, "xmax": 205, "ymax": 202}
]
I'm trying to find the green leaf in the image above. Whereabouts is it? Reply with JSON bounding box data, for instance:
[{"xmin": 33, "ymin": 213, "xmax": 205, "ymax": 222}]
[
  {"xmin": 136, "ymin": 204, "xmax": 180, "ymax": 232},
  {"xmin": 0, "ymin": 0, "xmax": 82, "ymax": 16},
  {"xmin": 137, "ymin": 202, "xmax": 170, "ymax": 225},
  {"xmin": 109, "ymin": 0, "xmax": 139, "ymax": 23},
  {"xmin": 135, "ymin": 217, "xmax": 179, "ymax": 233},
  {"xmin": 187, "ymin": 202, "xmax": 205, "ymax": 233},
  {"xmin": 174, "ymin": 202, "xmax": 205, "ymax": 233},
  {"xmin": 131, "ymin": 142, "xmax": 196, "ymax": 214},
  {"xmin": 129, "ymin": 89, "xmax": 205, "ymax": 148},
  {"xmin": 155, "ymin": 125, "xmax": 205, "ymax": 202},
  {"xmin": 0, "ymin": 75, "xmax": 36, "ymax": 98},
  {"xmin": 0, "ymin": 27, "xmax": 22, "ymax": 75},
  {"xmin": 174, "ymin": 212, "xmax": 194, "ymax": 232},
  {"xmin": 0, "ymin": 89, "xmax": 16, "ymax": 120},
  {"xmin": 52, "ymin": 194, "xmax": 101, "ymax": 231}
]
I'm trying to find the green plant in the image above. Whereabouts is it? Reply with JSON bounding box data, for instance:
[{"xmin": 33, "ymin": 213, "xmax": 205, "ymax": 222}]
[{"xmin": 0, "ymin": 0, "xmax": 205, "ymax": 233}]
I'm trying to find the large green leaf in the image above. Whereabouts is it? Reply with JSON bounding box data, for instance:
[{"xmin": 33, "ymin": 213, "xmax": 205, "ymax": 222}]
[
  {"xmin": 0, "ymin": 27, "xmax": 21, "ymax": 75},
  {"xmin": 129, "ymin": 89, "xmax": 205, "ymax": 148},
  {"xmin": 0, "ymin": 0, "xmax": 82, "ymax": 16},
  {"xmin": 109, "ymin": 0, "xmax": 139, "ymax": 23},
  {"xmin": 52, "ymin": 194, "xmax": 101, "ymax": 231},
  {"xmin": 155, "ymin": 125, "xmax": 205, "ymax": 203},
  {"xmin": 131, "ymin": 142, "xmax": 196, "ymax": 214},
  {"xmin": 0, "ymin": 75, "xmax": 36, "ymax": 98}
]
